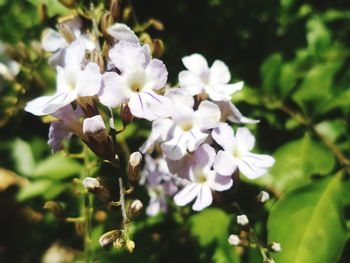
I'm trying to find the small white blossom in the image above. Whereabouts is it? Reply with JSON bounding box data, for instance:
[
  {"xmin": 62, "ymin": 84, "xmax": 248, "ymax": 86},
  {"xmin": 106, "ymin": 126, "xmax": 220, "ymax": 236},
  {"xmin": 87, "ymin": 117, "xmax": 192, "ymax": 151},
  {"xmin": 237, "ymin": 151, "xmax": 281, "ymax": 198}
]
[
  {"xmin": 228, "ymin": 234, "xmax": 240, "ymax": 246},
  {"xmin": 173, "ymin": 144, "xmax": 233, "ymax": 211},
  {"xmin": 25, "ymin": 40, "xmax": 102, "ymax": 116},
  {"xmin": 83, "ymin": 177, "xmax": 101, "ymax": 190},
  {"xmin": 237, "ymin": 214, "xmax": 249, "ymax": 226},
  {"xmin": 257, "ymin": 191, "xmax": 270, "ymax": 203},
  {"xmin": 179, "ymin": 53, "xmax": 243, "ymax": 101},
  {"xmin": 212, "ymin": 123, "xmax": 275, "ymax": 179},
  {"xmin": 99, "ymin": 41, "xmax": 172, "ymax": 121},
  {"xmin": 270, "ymin": 242, "xmax": 282, "ymax": 252}
]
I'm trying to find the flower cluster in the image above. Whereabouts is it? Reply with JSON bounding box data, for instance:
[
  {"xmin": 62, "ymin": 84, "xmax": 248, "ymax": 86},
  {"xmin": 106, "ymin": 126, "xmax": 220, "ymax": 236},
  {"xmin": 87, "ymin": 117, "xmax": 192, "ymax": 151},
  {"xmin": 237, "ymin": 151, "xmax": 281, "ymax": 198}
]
[{"xmin": 25, "ymin": 16, "xmax": 274, "ymax": 215}]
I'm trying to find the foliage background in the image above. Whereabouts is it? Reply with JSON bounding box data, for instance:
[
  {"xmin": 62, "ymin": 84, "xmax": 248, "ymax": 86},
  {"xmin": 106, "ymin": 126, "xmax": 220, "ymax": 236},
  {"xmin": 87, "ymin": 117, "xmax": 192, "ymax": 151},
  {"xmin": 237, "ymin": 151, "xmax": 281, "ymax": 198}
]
[{"xmin": 1, "ymin": 0, "xmax": 350, "ymax": 262}]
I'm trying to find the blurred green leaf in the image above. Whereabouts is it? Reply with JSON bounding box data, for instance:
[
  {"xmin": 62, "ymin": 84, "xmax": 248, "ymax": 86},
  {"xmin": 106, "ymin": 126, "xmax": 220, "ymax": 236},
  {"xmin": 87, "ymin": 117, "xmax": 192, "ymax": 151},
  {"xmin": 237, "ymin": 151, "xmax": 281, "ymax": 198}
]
[
  {"xmin": 268, "ymin": 173, "xmax": 347, "ymax": 263},
  {"xmin": 260, "ymin": 53, "xmax": 282, "ymax": 95},
  {"xmin": 268, "ymin": 133, "xmax": 335, "ymax": 192},
  {"xmin": 17, "ymin": 179, "xmax": 53, "ymax": 201},
  {"xmin": 306, "ymin": 17, "xmax": 331, "ymax": 56},
  {"xmin": 32, "ymin": 154, "xmax": 82, "ymax": 180},
  {"xmin": 27, "ymin": 0, "xmax": 69, "ymax": 16},
  {"xmin": 12, "ymin": 138, "xmax": 36, "ymax": 176},
  {"xmin": 189, "ymin": 208, "xmax": 239, "ymax": 262}
]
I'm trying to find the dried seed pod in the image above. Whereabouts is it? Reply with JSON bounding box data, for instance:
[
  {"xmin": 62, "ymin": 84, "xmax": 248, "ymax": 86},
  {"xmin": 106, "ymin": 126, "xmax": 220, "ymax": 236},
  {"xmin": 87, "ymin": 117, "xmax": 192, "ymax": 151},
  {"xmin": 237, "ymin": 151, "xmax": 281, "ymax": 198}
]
[
  {"xmin": 152, "ymin": 39, "xmax": 164, "ymax": 58},
  {"xmin": 128, "ymin": 152, "xmax": 142, "ymax": 186},
  {"xmin": 109, "ymin": 0, "xmax": 121, "ymax": 20},
  {"xmin": 128, "ymin": 199, "xmax": 143, "ymax": 218},
  {"xmin": 120, "ymin": 103, "xmax": 133, "ymax": 127},
  {"xmin": 99, "ymin": 230, "xmax": 122, "ymax": 247}
]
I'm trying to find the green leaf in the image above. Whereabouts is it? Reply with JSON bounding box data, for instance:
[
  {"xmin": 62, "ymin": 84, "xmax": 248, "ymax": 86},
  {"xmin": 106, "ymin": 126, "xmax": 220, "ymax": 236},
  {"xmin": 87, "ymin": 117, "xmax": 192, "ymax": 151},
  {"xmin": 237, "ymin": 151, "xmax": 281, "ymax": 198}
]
[
  {"xmin": 268, "ymin": 173, "xmax": 347, "ymax": 263},
  {"xmin": 267, "ymin": 134, "xmax": 335, "ymax": 192},
  {"xmin": 260, "ymin": 53, "xmax": 282, "ymax": 95},
  {"xmin": 189, "ymin": 208, "xmax": 239, "ymax": 262},
  {"xmin": 306, "ymin": 18, "xmax": 331, "ymax": 56},
  {"xmin": 12, "ymin": 138, "xmax": 36, "ymax": 176},
  {"xmin": 17, "ymin": 179, "xmax": 53, "ymax": 201},
  {"xmin": 27, "ymin": 0, "xmax": 69, "ymax": 16},
  {"xmin": 32, "ymin": 154, "xmax": 82, "ymax": 180}
]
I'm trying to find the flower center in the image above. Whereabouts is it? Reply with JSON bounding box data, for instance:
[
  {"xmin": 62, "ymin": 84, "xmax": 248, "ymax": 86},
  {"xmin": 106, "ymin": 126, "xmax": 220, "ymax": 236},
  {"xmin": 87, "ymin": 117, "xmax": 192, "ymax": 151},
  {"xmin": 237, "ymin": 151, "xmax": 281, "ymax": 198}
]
[
  {"xmin": 193, "ymin": 169, "xmax": 208, "ymax": 184},
  {"xmin": 232, "ymin": 147, "xmax": 242, "ymax": 159},
  {"xmin": 179, "ymin": 122, "xmax": 193, "ymax": 131},
  {"xmin": 131, "ymin": 82, "xmax": 142, "ymax": 92}
]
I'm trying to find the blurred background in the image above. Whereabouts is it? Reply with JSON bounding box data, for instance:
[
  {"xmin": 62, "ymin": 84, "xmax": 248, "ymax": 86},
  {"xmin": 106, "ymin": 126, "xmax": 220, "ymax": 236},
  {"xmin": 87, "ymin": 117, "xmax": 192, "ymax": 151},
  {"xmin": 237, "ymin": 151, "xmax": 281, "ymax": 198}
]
[{"xmin": 1, "ymin": 0, "xmax": 350, "ymax": 262}]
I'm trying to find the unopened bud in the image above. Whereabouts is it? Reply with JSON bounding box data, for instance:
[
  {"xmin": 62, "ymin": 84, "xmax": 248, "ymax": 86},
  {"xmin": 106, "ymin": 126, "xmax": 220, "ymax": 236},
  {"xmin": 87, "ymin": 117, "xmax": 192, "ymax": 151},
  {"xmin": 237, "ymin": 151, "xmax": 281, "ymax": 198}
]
[
  {"xmin": 82, "ymin": 177, "xmax": 110, "ymax": 202},
  {"xmin": 107, "ymin": 23, "xmax": 138, "ymax": 43},
  {"xmin": 237, "ymin": 214, "xmax": 249, "ymax": 226},
  {"xmin": 99, "ymin": 230, "xmax": 121, "ymax": 247},
  {"xmin": 83, "ymin": 115, "xmax": 107, "ymax": 137},
  {"xmin": 269, "ymin": 242, "xmax": 282, "ymax": 252},
  {"xmin": 113, "ymin": 237, "xmax": 125, "ymax": 249},
  {"xmin": 128, "ymin": 152, "xmax": 142, "ymax": 186},
  {"xmin": 110, "ymin": 0, "xmax": 121, "ymax": 19},
  {"xmin": 126, "ymin": 240, "xmax": 135, "ymax": 253},
  {"xmin": 228, "ymin": 234, "xmax": 240, "ymax": 246},
  {"xmin": 148, "ymin": 18, "xmax": 164, "ymax": 31},
  {"xmin": 101, "ymin": 12, "xmax": 114, "ymax": 37},
  {"xmin": 58, "ymin": 0, "xmax": 78, "ymax": 8},
  {"xmin": 91, "ymin": 50, "xmax": 105, "ymax": 72},
  {"xmin": 58, "ymin": 23, "xmax": 75, "ymax": 43},
  {"xmin": 152, "ymin": 39, "xmax": 164, "ymax": 58},
  {"xmin": 128, "ymin": 199, "xmax": 143, "ymax": 218},
  {"xmin": 257, "ymin": 191, "xmax": 270, "ymax": 203},
  {"xmin": 121, "ymin": 103, "xmax": 133, "ymax": 127},
  {"xmin": 44, "ymin": 201, "xmax": 64, "ymax": 217},
  {"xmin": 38, "ymin": 3, "xmax": 48, "ymax": 23},
  {"xmin": 122, "ymin": 6, "xmax": 132, "ymax": 23}
]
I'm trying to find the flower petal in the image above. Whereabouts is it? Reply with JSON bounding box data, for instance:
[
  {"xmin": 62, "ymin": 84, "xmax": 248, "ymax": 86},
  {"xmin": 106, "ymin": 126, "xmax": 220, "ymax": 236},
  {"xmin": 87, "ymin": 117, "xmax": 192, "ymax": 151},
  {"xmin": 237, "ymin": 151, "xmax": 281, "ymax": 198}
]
[
  {"xmin": 174, "ymin": 183, "xmax": 201, "ymax": 207},
  {"xmin": 64, "ymin": 39, "xmax": 86, "ymax": 70},
  {"xmin": 209, "ymin": 60, "xmax": 231, "ymax": 84},
  {"xmin": 210, "ymin": 174, "xmax": 233, "ymax": 191},
  {"xmin": 193, "ymin": 144, "xmax": 216, "ymax": 170},
  {"xmin": 161, "ymin": 129, "xmax": 188, "ymax": 160},
  {"xmin": 214, "ymin": 150, "xmax": 237, "ymax": 176},
  {"xmin": 41, "ymin": 29, "xmax": 66, "ymax": 52},
  {"xmin": 48, "ymin": 120, "xmax": 72, "ymax": 153},
  {"xmin": 216, "ymin": 101, "xmax": 259, "ymax": 124},
  {"xmin": 182, "ymin": 53, "xmax": 209, "ymax": 75},
  {"xmin": 206, "ymin": 82, "xmax": 243, "ymax": 101},
  {"xmin": 238, "ymin": 153, "xmax": 275, "ymax": 179},
  {"xmin": 187, "ymin": 129, "xmax": 208, "ymax": 152},
  {"xmin": 212, "ymin": 122, "xmax": 235, "ymax": 150},
  {"xmin": 99, "ymin": 72, "xmax": 129, "ymax": 107},
  {"xmin": 107, "ymin": 23, "xmax": 139, "ymax": 43},
  {"xmin": 178, "ymin": 70, "xmax": 204, "ymax": 96},
  {"xmin": 76, "ymin": 62, "xmax": 102, "ymax": 96},
  {"xmin": 194, "ymin": 100, "xmax": 221, "ymax": 131},
  {"xmin": 144, "ymin": 59, "xmax": 168, "ymax": 90},
  {"xmin": 192, "ymin": 185, "xmax": 213, "ymax": 211},
  {"xmin": 236, "ymin": 127, "xmax": 255, "ymax": 152}
]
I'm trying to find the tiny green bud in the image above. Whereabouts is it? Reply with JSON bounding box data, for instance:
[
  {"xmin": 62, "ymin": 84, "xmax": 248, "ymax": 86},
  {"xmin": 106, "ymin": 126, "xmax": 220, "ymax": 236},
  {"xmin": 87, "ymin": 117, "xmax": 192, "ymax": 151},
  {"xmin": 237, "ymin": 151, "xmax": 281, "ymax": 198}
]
[
  {"xmin": 113, "ymin": 237, "xmax": 125, "ymax": 249},
  {"xmin": 126, "ymin": 240, "xmax": 135, "ymax": 253}
]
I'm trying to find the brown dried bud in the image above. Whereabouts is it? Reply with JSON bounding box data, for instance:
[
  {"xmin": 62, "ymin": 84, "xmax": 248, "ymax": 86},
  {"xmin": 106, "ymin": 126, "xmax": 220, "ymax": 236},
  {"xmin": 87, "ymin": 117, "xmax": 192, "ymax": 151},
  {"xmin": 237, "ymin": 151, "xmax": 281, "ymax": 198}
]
[
  {"xmin": 122, "ymin": 6, "xmax": 132, "ymax": 23},
  {"xmin": 58, "ymin": 23, "xmax": 76, "ymax": 43},
  {"xmin": 101, "ymin": 12, "xmax": 114, "ymax": 37},
  {"xmin": 128, "ymin": 152, "xmax": 142, "ymax": 186},
  {"xmin": 91, "ymin": 50, "xmax": 105, "ymax": 72},
  {"xmin": 152, "ymin": 39, "xmax": 164, "ymax": 58},
  {"xmin": 128, "ymin": 199, "xmax": 143, "ymax": 218},
  {"xmin": 44, "ymin": 201, "xmax": 64, "ymax": 217},
  {"xmin": 58, "ymin": 0, "xmax": 78, "ymax": 8},
  {"xmin": 38, "ymin": 3, "xmax": 48, "ymax": 23},
  {"xmin": 82, "ymin": 177, "xmax": 110, "ymax": 202},
  {"xmin": 110, "ymin": 0, "xmax": 121, "ymax": 20},
  {"xmin": 120, "ymin": 103, "xmax": 133, "ymax": 127},
  {"xmin": 148, "ymin": 18, "xmax": 164, "ymax": 31},
  {"xmin": 99, "ymin": 230, "xmax": 122, "ymax": 247}
]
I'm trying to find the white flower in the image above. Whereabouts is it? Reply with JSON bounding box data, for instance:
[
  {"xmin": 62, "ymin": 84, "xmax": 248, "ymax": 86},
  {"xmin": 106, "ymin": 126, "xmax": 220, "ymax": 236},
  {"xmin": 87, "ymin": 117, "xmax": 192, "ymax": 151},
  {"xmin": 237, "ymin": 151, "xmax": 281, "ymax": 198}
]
[
  {"xmin": 161, "ymin": 100, "xmax": 221, "ymax": 160},
  {"xmin": 237, "ymin": 214, "xmax": 249, "ymax": 226},
  {"xmin": 228, "ymin": 234, "xmax": 240, "ymax": 246},
  {"xmin": 107, "ymin": 23, "xmax": 139, "ymax": 43},
  {"xmin": 25, "ymin": 40, "xmax": 102, "ymax": 116},
  {"xmin": 99, "ymin": 41, "xmax": 172, "ymax": 121},
  {"xmin": 173, "ymin": 144, "xmax": 233, "ymax": 211},
  {"xmin": 41, "ymin": 16, "xmax": 95, "ymax": 67},
  {"xmin": 270, "ymin": 242, "xmax": 282, "ymax": 252},
  {"xmin": 212, "ymin": 123, "xmax": 275, "ymax": 179},
  {"xmin": 257, "ymin": 191, "xmax": 270, "ymax": 203},
  {"xmin": 179, "ymin": 53, "xmax": 243, "ymax": 101}
]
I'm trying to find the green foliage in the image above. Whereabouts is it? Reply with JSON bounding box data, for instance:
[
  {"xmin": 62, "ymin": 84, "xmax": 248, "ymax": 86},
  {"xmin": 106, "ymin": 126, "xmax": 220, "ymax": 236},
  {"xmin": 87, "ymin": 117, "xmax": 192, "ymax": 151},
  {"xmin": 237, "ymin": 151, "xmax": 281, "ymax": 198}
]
[{"xmin": 268, "ymin": 173, "xmax": 348, "ymax": 263}]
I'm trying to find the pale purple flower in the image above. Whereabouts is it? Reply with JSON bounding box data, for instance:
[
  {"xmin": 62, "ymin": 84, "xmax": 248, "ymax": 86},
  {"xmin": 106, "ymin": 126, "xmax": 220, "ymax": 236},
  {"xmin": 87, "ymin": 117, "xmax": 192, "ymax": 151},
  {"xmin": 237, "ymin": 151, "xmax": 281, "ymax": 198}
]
[
  {"xmin": 99, "ymin": 41, "xmax": 172, "ymax": 121},
  {"xmin": 179, "ymin": 53, "xmax": 243, "ymax": 101},
  {"xmin": 212, "ymin": 123, "xmax": 275, "ymax": 179},
  {"xmin": 174, "ymin": 144, "xmax": 233, "ymax": 211},
  {"xmin": 41, "ymin": 17, "xmax": 95, "ymax": 67},
  {"xmin": 215, "ymin": 100, "xmax": 259, "ymax": 124},
  {"xmin": 161, "ymin": 100, "xmax": 221, "ymax": 160},
  {"xmin": 141, "ymin": 155, "xmax": 178, "ymax": 216},
  {"xmin": 48, "ymin": 104, "xmax": 84, "ymax": 152},
  {"xmin": 107, "ymin": 23, "xmax": 139, "ymax": 44},
  {"xmin": 25, "ymin": 39, "xmax": 102, "ymax": 116}
]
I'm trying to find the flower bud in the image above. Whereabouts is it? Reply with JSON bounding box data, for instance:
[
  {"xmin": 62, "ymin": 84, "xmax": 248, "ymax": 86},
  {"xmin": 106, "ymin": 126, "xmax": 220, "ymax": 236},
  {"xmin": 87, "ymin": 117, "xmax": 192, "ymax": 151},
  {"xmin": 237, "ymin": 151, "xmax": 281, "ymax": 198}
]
[
  {"xmin": 113, "ymin": 237, "xmax": 125, "ymax": 249},
  {"xmin": 126, "ymin": 240, "xmax": 135, "ymax": 253},
  {"xmin": 237, "ymin": 214, "xmax": 249, "ymax": 226},
  {"xmin": 91, "ymin": 50, "xmax": 105, "ymax": 72},
  {"xmin": 110, "ymin": 0, "xmax": 121, "ymax": 19},
  {"xmin": 58, "ymin": 0, "xmax": 78, "ymax": 8},
  {"xmin": 38, "ymin": 3, "xmax": 48, "ymax": 23},
  {"xmin": 99, "ymin": 230, "xmax": 121, "ymax": 247},
  {"xmin": 152, "ymin": 39, "xmax": 164, "ymax": 58},
  {"xmin": 257, "ymin": 191, "xmax": 270, "ymax": 203},
  {"xmin": 83, "ymin": 115, "xmax": 108, "ymax": 139},
  {"xmin": 148, "ymin": 18, "xmax": 164, "ymax": 31},
  {"xmin": 122, "ymin": 6, "xmax": 132, "ymax": 23},
  {"xmin": 128, "ymin": 152, "xmax": 142, "ymax": 186},
  {"xmin": 121, "ymin": 103, "xmax": 133, "ymax": 127},
  {"xmin": 128, "ymin": 199, "xmax": 143, "ymax": 218},
  {"xmin": 269, "ymin": 242, "xmax": 282, "ymax": 252},
  {"xmin": 58, "ymin": 23, "xmax": 75, "ymax": 43},
  {"xmin": 82, "ymin": 177, "xmax": 110, "ymax": 202},
  {"xmin": 101, "ymin": 12, "xmax": 114, "ymax": 38},
  {"xmin": 43, "ymin": 201, "xmax": 64, "ymax": 217},
  {"xmin": 228, "ymin": 234, "xmax": 240, "ymax": 246}
]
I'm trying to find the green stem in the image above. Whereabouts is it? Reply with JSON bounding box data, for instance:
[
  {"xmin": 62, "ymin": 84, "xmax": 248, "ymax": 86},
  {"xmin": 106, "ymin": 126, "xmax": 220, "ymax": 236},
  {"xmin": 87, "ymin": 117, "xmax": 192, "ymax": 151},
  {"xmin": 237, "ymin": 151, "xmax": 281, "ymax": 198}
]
[{"xmin": 118, "ymin": 176, "xmax": 129, "ymax": 241}]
